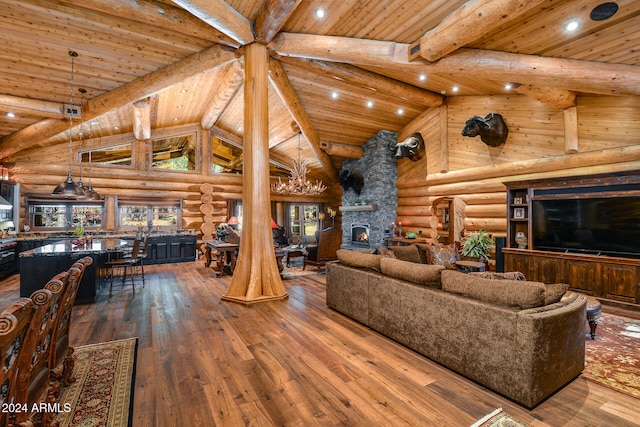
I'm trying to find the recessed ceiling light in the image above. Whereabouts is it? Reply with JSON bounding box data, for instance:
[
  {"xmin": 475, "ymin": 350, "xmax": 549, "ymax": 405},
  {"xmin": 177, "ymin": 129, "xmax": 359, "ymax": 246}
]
[
  {"xmin": 5, "ymin": 112, "xmax": 15, "ymax": 118},
  {"xmin": 451, "ymin": 86, "xmax": 459, "ymax": 93},
  {"xmin": 504, "ymin": 83, "xmax": 513, "ymax": 90},
  {"xmin": 331, "ymin": 91, "xmax": 339, "ymax": 99},
  {"xmin": 315, "ymin": 8, "xmax": 326, "ymax": 19},
  {"xmin": 397, "ymin": 108, "xmax": 404, "ymax": 115},
  {"xmin": 173, "ymin": 117, "xmax": 179, "ymax": 121},
  {"xmin": 177, "ymin": 105, "xmax": 183, "ymax": 109},
  {"xmin": 563, "ymin": 19, "xmax": 581, "ymax": 32},
  {"xmin": 366, "ymin": 100, "xmax": 374, "ymax": 108},
  {"xmin": 591, "ymin": 2, "xmax": 619, "ymax": 21},
  {"xmin": 180, "ymin": 89, "xmax": 188, "ymax": 93},
  {"xmin": 419, "ymin": 74, "xmax": 427, "ymax": 82},
  {"xmin": 114, "ymin": 126, "xmax": 119, "ymax": 130}
]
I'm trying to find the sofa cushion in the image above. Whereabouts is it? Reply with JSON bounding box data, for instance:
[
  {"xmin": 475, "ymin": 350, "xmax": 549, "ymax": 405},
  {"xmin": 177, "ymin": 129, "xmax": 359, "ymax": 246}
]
[
  {"xmin": 388, "ymin": 245, "xmax": 422, "ymax": 264},
  {"xmin": 427, "ymin": 243, "xmax": 460, "ymax": 269},
  {"xmin": 441, "ymin": 270, "xmax": 546, "ymax": 309},
  {"xmin": 380, "ymin": 258, "xmax": 444, "ymax": 288},
  {"xmin": 337, "ymin": 249, "xmax": 383, "ymax": 271}
]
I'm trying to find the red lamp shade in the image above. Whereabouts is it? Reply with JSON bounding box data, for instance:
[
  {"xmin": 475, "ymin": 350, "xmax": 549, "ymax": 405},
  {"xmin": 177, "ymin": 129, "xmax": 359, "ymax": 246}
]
[
  {"xmin": 270, "ymin": 218, "xmax": 278, "ymax": 229},
  {"xmin": 227, "ymin": 216, "xmax": 239, "ymax": 225}
]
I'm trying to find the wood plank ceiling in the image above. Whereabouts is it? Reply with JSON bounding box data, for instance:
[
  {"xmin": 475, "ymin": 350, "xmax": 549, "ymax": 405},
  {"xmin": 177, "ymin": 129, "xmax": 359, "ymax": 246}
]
[{"xmin": 0, "ymin": 0, "xmax": 638, "ymax": 180}]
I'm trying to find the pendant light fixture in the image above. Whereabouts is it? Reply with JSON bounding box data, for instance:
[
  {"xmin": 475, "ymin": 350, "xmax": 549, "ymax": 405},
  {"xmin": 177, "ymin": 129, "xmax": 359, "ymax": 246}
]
[
  {"xmin": 270, "ymin": 124, "xmax": 327, "ymax": 196},
  {"xmin": 84, "ymin": 120, "xmax": 102, "ymax": 200},
  {"xmin": 52, "ymin": 50, "xmax": 86, "ymax": 198},
  {"xmin": 76, "ymin": 88, "xmax": 87, "ymax": 196}
]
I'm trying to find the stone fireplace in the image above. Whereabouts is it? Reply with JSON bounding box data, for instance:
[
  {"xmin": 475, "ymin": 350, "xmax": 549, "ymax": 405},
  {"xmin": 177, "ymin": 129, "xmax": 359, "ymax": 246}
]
[{"xmin": 340, "ymin": 130, "xmax": 398, "ymax": 249}]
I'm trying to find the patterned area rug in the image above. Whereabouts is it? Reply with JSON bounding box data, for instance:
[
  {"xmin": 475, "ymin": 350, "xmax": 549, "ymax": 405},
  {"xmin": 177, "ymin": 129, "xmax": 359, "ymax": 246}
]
[
  {"xmin": 583, "ymin": 313, "xmax": 640, "ymax": 399},
  {"xmin": 471, "ymin": 408, "xmax": 528, "ymax": 426},
  {"xmin": 55, "ymin": 337, "xmax": 138, "ymax": 427}
]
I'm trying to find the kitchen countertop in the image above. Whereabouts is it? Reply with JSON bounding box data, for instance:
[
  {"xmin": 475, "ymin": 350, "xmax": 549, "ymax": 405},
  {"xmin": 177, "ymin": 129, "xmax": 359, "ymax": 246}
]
[
  {"xmin": 19, "ymin": 238, "xmax": 129, "ymax": 258},
  {"xmin": 15, "ymin": 228, "xmax": 196, "ymax": 241}
]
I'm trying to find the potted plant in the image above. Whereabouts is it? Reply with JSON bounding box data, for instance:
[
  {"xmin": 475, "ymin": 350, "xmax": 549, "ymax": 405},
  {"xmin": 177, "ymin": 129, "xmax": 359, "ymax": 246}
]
[{"xmin": 461, "ymin": 230, "xmax": 495, "ymax": 263}]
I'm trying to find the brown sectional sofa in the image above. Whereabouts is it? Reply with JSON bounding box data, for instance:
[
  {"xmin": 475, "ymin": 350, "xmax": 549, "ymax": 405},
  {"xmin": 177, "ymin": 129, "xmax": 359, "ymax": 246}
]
[{"xmin": 326, "ymin": 248, "xmax": 587, "ymax": 408}]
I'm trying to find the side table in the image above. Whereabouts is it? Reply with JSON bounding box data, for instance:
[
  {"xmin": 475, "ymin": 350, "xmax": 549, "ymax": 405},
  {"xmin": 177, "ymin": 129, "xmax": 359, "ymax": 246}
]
[
  {"xmin": 586, "ymin": 297, "xmax": 602, "ymax": 340},
  {"xmin": 455, "ymin": 260, "xmax": 486, "ymax": 273},
  {"xmin": 204, "ymin": 241, "xmax": 239, "ymax": 277}
]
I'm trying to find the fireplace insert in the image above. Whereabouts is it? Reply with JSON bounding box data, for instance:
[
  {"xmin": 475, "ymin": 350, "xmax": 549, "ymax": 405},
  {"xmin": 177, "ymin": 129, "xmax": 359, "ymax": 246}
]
[{"xmin": 350, "ymin": 224, "xmax": 370, "ymax": 247}]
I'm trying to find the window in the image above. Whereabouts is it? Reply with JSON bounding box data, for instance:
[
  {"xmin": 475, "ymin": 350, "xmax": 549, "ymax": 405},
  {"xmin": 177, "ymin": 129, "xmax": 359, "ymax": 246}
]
[
  {"xmin": 27, "ymin": 198, "xmax": 104, "ymax": 231},
  {"xmin": 210, "ymin": 134, "xmax": 292, "ymax": 177},
  {"xmin": 289, "ymin": 203, "xmax": 320, "ymax": 246},
  {"xmin": 152, "ymin": 133, "xmax": 197, "ymax": 171},
  {"xmin": 212, "ymin": 135, "xmax": 242, "ymax": 174},
  {"xmin": 80, "ymin": 143, "xmax": 133, "ymax": 166},
  {"xmin": 117, "ymin": 198, "xmax": 182, "ymax": 230}
]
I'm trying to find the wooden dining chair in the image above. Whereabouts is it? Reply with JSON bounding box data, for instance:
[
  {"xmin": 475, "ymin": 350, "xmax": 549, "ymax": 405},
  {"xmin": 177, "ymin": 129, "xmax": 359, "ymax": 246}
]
[
  {"xmin": 50, "ymin": 257, "xmax": 92, "ymax": 387},
  {"xmin": 0, "ymin": 298, "xmax": 35, "ymax": 427}
]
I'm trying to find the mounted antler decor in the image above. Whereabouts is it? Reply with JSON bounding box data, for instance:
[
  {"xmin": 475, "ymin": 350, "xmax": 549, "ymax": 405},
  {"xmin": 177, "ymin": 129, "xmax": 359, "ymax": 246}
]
[
  {"xmin": 388, "ymin": 132, "xmax": 425, "ymax": 161},
  {"xmin": 339, "ymin": 168, "xmax": 364, "ymax": 195},
  {"xmin": 461, "ymin": 113, "xmax": 508, "ymax": 147}
]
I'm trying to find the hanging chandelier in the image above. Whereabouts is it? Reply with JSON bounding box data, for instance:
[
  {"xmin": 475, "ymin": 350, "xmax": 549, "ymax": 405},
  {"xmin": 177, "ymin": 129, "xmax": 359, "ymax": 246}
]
[
  {"xmin": 52, "ymin": 50, "xmax": 86, "ymax": 198},
  {"xmin": 270, "ymin": 132, "xmax": 327, "ymax": 196}
]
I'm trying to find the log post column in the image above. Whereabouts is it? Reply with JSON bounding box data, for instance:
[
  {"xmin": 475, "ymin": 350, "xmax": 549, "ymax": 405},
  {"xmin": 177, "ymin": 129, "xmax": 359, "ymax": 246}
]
[{"xmin": 222, "ymin": 42, "xmax": 288, "ymax": 305}]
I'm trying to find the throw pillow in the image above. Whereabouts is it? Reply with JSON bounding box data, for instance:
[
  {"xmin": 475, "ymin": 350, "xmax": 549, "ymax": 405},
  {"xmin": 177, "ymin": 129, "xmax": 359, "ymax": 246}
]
[
  {"xmin": 380, "ymin": 258, "xmax": 444, "ymax": 288},
  {"xmin": 389, "ymin": 245, "xmax": 422, "ymax": 264},
  {"xmin": 375, "ymin": 247, "xmax": 396, "ymax": 258},
  {"xmin": 428, "ymin": 243, "xmax": 460, "ymax": 269},
  {"xmin": 469, "ymin": 271, "xmax": 526, "ymax": 281},
  {"xmin": 415, "ymin": 244, "xmax": 431, "ymax": 264},
  {"xmin": 336, "ymin": 249, "xmax": 383, "ymax": 271},
  {"xmin": 545, "ymin": 283, "xmax": 570, "ymax": 305}
]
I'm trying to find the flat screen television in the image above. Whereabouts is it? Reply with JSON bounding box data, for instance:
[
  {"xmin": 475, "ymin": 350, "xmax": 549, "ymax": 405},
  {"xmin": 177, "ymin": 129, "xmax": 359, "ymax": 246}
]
[{"xmin": 531, "ymin": 196, "xmax": 640, "ymax": 258}]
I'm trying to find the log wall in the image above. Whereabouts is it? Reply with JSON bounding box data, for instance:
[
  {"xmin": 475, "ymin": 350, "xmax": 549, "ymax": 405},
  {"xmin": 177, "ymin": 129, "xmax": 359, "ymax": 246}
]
[
  {"xmin": 8, "ymin": 123, "xmax": 339, "ymax": 238},
  {"xmin": 396, "ymin": 94, "xmax": 640, "ymax": 240}
]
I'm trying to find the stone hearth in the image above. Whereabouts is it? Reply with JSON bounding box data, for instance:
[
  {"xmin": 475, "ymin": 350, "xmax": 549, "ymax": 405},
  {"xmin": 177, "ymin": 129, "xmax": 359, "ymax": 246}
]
[{"xmin": 340, "ymin": 130, "xmax": 397, "ymax": 249}]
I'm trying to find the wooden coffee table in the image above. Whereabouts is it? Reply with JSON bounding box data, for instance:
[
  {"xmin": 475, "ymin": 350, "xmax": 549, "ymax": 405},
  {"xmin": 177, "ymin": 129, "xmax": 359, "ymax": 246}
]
[{"xmin": 280, "ymin": 245, "xmax": 307, "ymax": 267}]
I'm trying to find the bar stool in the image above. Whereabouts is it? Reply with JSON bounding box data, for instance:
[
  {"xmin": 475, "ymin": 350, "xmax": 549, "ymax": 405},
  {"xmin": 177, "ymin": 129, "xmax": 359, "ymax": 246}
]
[{"xmin": 106, "ymin": 238, "xmax": 142, "ymax": 295}]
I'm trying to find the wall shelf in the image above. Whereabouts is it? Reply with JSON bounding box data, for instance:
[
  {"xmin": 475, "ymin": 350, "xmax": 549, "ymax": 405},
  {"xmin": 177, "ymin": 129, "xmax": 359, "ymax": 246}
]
[{"xmin": 339, "ymin": 204, "xmax": 378, "ymax": 212}]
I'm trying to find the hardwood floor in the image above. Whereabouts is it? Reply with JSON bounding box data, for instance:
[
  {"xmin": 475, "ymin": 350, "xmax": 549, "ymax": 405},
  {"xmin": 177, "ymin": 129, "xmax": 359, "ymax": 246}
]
[{"xmin": 1, "ymin": 263, "xmax": 639, "ymax": 427}]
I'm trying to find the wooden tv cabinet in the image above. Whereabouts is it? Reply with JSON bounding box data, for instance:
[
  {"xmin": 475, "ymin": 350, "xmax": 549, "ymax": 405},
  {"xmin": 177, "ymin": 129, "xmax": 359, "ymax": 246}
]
[
  {"xmin": 503, "ymin": 248, "xmax": 640, "ymax": 308},
  {"xmin": 503, "ymin": 171, "xmax": 640, "ymax": 309}
]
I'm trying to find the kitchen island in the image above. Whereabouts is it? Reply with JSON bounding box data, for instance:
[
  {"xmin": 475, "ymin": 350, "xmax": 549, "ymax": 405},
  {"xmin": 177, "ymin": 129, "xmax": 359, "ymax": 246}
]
[{"xmin": 20, "ymin": 238, "xmax": 128, "ymax": 303}]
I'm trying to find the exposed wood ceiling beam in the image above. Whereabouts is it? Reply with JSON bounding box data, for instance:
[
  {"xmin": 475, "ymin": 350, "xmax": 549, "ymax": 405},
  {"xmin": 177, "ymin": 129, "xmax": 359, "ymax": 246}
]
[
  {"xmin": 50, "ymin": 0, "xmax": 239, "ymax": 47},
  {"xmin": 201, "ymin": 59, "xmax": 244, "ymax": 130},
  {"xmin": 513, "ymin": 85, "xmax": 576, "ymax": 110},
  {"xmin": 268, "ymin": 58, "xmax": 336, "ymax": 185},
  {"xmin": 270, "ymin": 34, "xmax": 640, "ymax": 96},
  {"xmin": 319, "ymin": 142, "xmax": 363, "ymax": 159},
  {"xmin": 171, "ymin": 0, "xmax": 254, "ymax": 46},
  {"xmin": 408, "ymin": 0, "xmax": 546, "ymax": 62},
  {"xmin": 132, "ymin": 98, "xmax": 151, "ymax": 140},
  {"xmin": 270, "ymin": 33, "xmax": 417, "ymax": 69},
  {"xmin": 276, "ymin": 56, "xmax": 443, "ymax": 107},
  {"xmin": 0, "ymin": 94, "xmax": 63, "ymax": 119},
  {"xmin": 254, "ymin": 0, "xmax": 302, "ymax": 44},
  {"xmin": 0, "ymin": 45, "xmax": 237, "ymax": 159}
]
